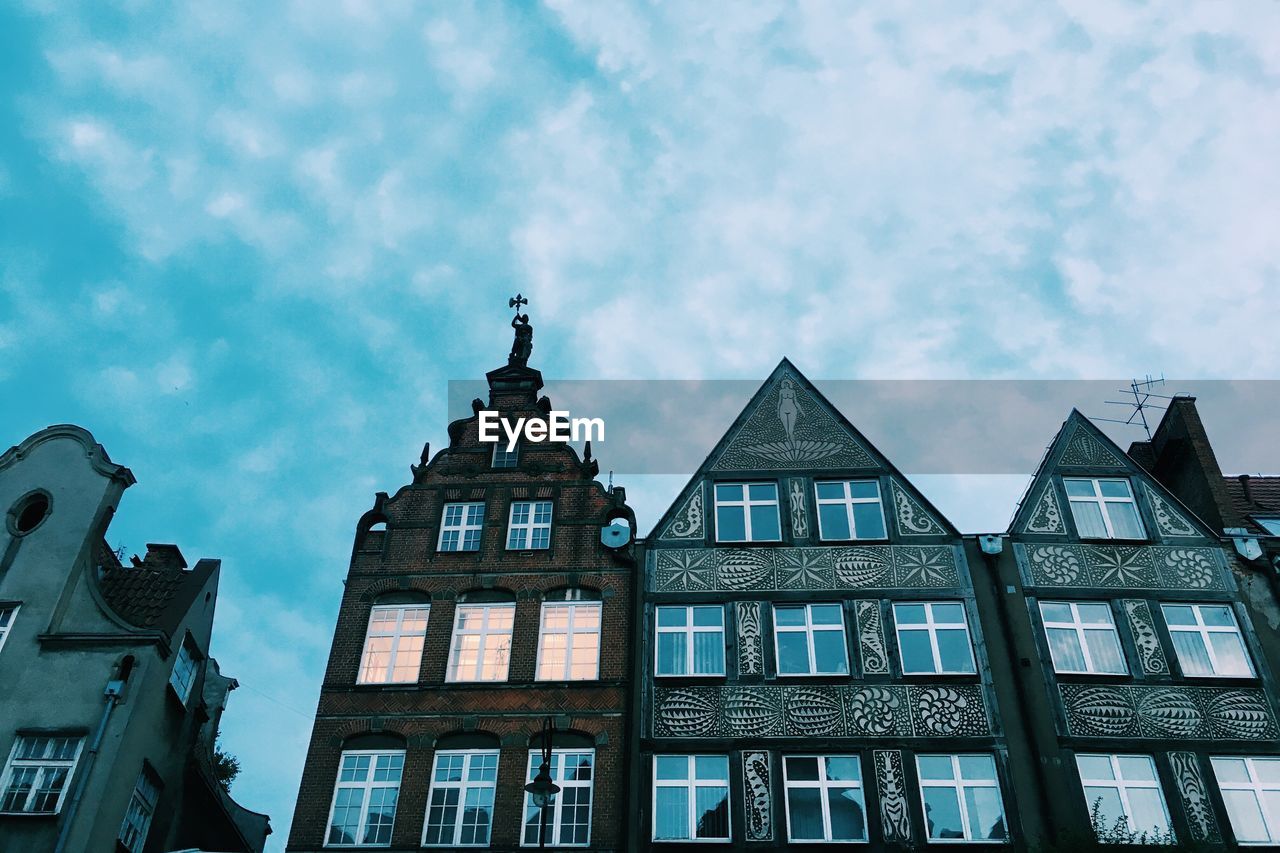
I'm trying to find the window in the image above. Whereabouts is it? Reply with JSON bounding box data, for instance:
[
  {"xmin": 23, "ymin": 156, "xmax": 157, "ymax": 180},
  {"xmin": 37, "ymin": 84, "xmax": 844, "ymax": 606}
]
[
  {"xmin": 358, "ymin": 605, "xmax": 429, "ymax": 685},
  {"xmin": 493, "ymin": 443, "xmax": 519, "ymax": 469},
  {"xmin": 773, "ymin": 603, "xmax": 849, "ymax": 676},
  {"xmin": 783, "ymin": 755, "xmax": 867, "ymax": 842},
  {"xmin": 168, "ymin": 636, "xmax": 200, "ymax": 704},
  {"xmin": 894, "ymin": 602, "xmax": 976, "ymax": 675},
  {"xmin": 1255, "ymin": 517, "xmax": 1280, "ymax": 536},
  {"xmin": 1210, "ymin": 756, "xmax": 1280, "ymax": 844},
  {"xmin": 1076, "ymin": 753, "xmax": 1172, "ymax": 842},
  {"xmin": 447, "ymin": 603, "xmax": 515, "ymax": 682},
  {"xmin": 0, "ymin": 735, "xmax": 83, "ymax": 814},
  {"xmin": 507, "ymin": 501, "xmax": 553, "ymax": 550},
  {"xmin": 326, "ymin": 750, "xmax": 404, "ymax": 847},
  {"xmin": 423, "ymin": 750, "xmax": 499, "ymax": 847},
  {"xmin": 714, "ymin": 483, "xmax": 781, "ymax": 542},
  {"xmin": 655, "ymin": 606, "xmax": 725, "ymax": 677},
  {"xmin": 1161, "ymin": 603, "xmax": 1254, "ymax": 677},
  {"xmin": 916, "ymin": 754, "xmax": 1006, "ymax": 842},
  {"xmin": 537, "ymin": 602, "xmax": 601, "ymax": 681},
  {"xmin": 653, "ymin": 755, "xmax": 730, "ymax": 842},
  {"xmin": 815, "ymin": 480, "xmax": 886, "ymax": 540},
  {"xmin": 1064, "ymin": 478, "xmax": 1145, "ymax": 539},
  {"xmin": 522, "ymin": 750, "xmax": 594, "ymax": 847},
  {"xmin": 439, "ymin": 503, "xmax": 484, "ymax": 552},
  {"xmin": 0, "ymin": 605, "xmax": 17, "ymax": 655},
  {"xmin": 1039, "ymin": 601, "xmax": 1127, "ymax": 675},
  {"xmin": 118, "ymin": 767, "xmax": 161, "ymax": 853}
]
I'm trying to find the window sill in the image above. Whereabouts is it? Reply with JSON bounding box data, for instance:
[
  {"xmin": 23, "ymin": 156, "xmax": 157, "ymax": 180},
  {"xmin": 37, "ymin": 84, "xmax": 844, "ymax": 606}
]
[{"xmin": 712, "ymin": 539, "xmax": 785, "ymax": 547}]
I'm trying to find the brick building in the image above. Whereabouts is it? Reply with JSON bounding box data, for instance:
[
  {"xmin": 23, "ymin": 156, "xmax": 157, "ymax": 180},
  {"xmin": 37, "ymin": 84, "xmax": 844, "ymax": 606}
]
[{"xmin": 288, "ymin": 311, "xmax": 636, "ymax": 852}]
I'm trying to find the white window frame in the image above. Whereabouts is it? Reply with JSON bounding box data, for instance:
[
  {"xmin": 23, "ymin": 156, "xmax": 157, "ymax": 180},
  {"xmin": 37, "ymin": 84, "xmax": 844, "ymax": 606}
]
[
  {"xmin": 493, "ymin": 443, "xmax": 519, "ymax": 469},
  {"xmin": 168, "ymin": 636, "xmax": 200, "ymax": 704},
  {"xmin": 772, "ymin": 603, "xmax": 849, "ymax": 676},
  {"xmin": 521, "ymin": 748, "xmax": 595, "ymax": 847},
  {"xmin": 1039, "ymin": 601, "xmax": 1128, "ymax": 675},
  {"xmin": 714, "ymin": 482, "xmax": 781, "ymax": 543},
  {"xmin": 0, "ymin": 735, "xmax": 85, "ymax": 815},
  {"xmin": 422, "ymin": 749, "xmax": 500, "ymax": 847},
  {"xmin": 325, "ymin": 749, "xmax": 405, "ymax": 848},
  {"xmin": 1075, "ymin": 753, "xmax": 1172, "ymax": 840},
  {"xmin": 915, "ymin": 753, "xmax": 1005, "ymax": 844},
  {"xmin": 1254, "ymin": 517, "xmax": 1280, "ymax": 536},
  {"xmin": 893, "ymin": 602, "xmax": 976, "ymax": 675},
  {"xmin": 1161, "ymin": 603, "xmax": 1255, "ymax": 678},
  {"xmin": 0, "ymin": 604, "xmax": 17, "ymax": 655},
  {"xmin": 507, "ymin": 500, "xmax": 553, "ymax": 550},
  {"xmin": 655, "ymin": 606, "xmax": 725, "ymax": 677},
  {"xmin": 1210, "ymin": 756, "xmax": 1280, "ymax": 844},
  {"xmin": 1063, "ymin": 477, "xmax": 1146, "ymax": 539},
  {"xmin": 652, "ymin": 754, "xmax": 731, "ymax": 842},
  {"xmin": 357, "ymin": 604, "xmax": 430, "ymax": 685},
  {"xmin": 814, "ymin": 480, "xmax": 886, "ymax": 541},
  {"xmin": 536, "ymin": 601, "xmax": 602, "ymax": 681},
  {"xmin": 438, "ymin": 502, "xmax": 485, "ymax": 552},
  {"xmin": 447, "ymin": 603, "xmax": 516, "ymax": 682},
  {"xmin": 118, "ymin": 766, "xmax": 161, "ymax": 853},
  {"xmin": 782, "ymin": 754, "xmax": 867, "ymax": 843}
]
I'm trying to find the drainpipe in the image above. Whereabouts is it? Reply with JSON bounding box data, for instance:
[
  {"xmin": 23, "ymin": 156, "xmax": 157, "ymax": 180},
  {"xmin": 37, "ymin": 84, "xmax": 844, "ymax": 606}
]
[{"xmin": 53, "ymin": 678, "xmax": 124, "ymax": 853}]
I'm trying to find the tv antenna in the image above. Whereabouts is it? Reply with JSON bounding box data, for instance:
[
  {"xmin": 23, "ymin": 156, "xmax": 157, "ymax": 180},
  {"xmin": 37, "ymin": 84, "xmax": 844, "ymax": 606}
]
[{"xmin": 1091, "ymin": 374, "xmax": 1173, "ymax": 439}]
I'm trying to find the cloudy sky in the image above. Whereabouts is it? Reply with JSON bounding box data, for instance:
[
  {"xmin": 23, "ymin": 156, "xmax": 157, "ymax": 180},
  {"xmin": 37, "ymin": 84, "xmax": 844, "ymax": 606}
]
[{"xmin": 2, "ymin": 1, "xmax": 1279, "ymax": 847}]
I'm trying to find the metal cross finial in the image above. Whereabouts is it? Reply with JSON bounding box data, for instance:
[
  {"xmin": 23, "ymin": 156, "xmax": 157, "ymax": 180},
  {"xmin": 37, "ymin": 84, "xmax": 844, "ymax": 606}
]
[{"xmin": 509, "ymin": 294, "xmax": 528, "ymax": 316}]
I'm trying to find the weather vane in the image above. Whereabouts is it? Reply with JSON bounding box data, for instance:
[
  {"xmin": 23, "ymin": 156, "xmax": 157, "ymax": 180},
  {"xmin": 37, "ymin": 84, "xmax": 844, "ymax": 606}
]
[{"xmin": 510, "ymin": 293, "xmax": 528, "ymax": 316}]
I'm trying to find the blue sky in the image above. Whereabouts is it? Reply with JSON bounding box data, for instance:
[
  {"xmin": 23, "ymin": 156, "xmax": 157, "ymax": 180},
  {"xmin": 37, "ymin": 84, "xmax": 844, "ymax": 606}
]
[{"xmin": 2, "ymin": 1, "xmax": 1279, "ymax": 847}]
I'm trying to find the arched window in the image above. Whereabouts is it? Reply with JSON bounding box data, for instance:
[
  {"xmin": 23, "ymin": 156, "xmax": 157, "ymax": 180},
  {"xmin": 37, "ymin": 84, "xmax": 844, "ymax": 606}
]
[
  {"xmin": 327, "ymin": 733, "xmax": 406, "ymax": 846},
  {"xmin": 424, "ymin": 732, "xmax": 501, "ymax": 846},
  {"xmin": 523, "ymin": 730, "xmax": 596, "ymax": 846},
  {"xmin": 447, "ymin": 591, "xmax": 516, "ymax": 683},
  {"xmin": 357, "ymin": 594, "xmax": 431, "ymax": 686},
  {"xmin": 536, "ymin": 589, "xmax": 602, "ymax": 681}
]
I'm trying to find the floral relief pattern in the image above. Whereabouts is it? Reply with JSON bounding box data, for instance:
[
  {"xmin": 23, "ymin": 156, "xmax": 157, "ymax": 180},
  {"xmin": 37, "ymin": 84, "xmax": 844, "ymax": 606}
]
[
  {"xmin": 742, "ymin": 751, "xmax": 773, "ymax": 841},
  {"xmin": 1122, "ymin": 599, "xmax": 1168, "ymax": 675},
  {"xmin": 1058, "ymin": 424, "xmax": 1127, "ymax": 467},
  {"xmin": 891, "ymin": 479, "xmax": 946, "ymax": 536},
  {"xmin": 1021, "ymin": 544, "xmax": 1226, "ymax": 591},
  {"xmin": 1060, "ymin": 684, "xmax": 1277, "ymax": 740},
  {"xmin": 1143, "ymin": 483, "xmax": 1200, "ymax": 538},
  {"xmin": 1025, "ymin": 484, "xmax": 1067, "ymax": 534},
  {"xmin": 653, "ymin": 546, "xmax": 960, "ymax": 592},
  {"xmin": 660, "ymin": 487, "xmax": 704, "ymax": 540},
  {"xmin": 788, "ymin": 478, "xmax": 809, "ymax": 538}
]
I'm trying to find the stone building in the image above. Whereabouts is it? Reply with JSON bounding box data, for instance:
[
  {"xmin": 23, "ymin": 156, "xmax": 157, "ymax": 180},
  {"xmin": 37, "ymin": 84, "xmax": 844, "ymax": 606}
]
[
  {"xmin": 288, "ymin": 311, "xmax": 637, "ymax": 852},
  {"xmin": 633, "ymin": 360, "xmax": 1015, "ymax": 849},
  {"xmin": 0, "ymin": 424, "xmax": 269, "ymax": 852},
  {"xmin": 989, "ymin": 408, "xmax": 1280, "ymax": 847}
]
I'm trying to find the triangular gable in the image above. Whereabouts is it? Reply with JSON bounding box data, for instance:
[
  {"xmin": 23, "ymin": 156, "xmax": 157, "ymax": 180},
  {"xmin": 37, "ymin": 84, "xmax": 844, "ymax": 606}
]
[
  {"xmin": 651, "ymin": 358, "xmax": 956, "ymax": 540},
  {"xmin": 1010, "ymin": 409, "xmax": 1211, "ymax": 540}
]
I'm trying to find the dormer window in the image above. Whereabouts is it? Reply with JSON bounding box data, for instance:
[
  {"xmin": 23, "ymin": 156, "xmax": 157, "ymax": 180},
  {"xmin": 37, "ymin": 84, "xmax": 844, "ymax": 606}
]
[
  {"xmin": 1063, "ymin": 478, "xmax": 1145, "ymax": 540},
  {"xmin": 493, "ymin": 443, "xmax": 519, "ymax": 469},
  {"xmin": 714, "ymin": 483, "xmax": 781, "ymax": 543}
]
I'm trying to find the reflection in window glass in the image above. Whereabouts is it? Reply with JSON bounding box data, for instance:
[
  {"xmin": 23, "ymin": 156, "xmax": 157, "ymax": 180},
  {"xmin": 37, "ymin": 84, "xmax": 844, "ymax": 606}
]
[
  {"xmin": 652, "ymin": 755, "xmax": 730, "ymax": 842},
  {"xmin": 915, "ymin": 754, "xmax": 1006, "ymax": 842}
]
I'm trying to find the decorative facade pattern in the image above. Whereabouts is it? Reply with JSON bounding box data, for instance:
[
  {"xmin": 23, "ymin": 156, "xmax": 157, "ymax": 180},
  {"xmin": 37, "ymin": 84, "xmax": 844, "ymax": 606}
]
[
  {"xmin": 1021, "ymin": 544, "xmax": 1227, "ymax": 590},
  {"xmin": 1024, "ymin": 484, "xmax": 1066, "ymax": 535},
  {"xmin": 1058, "ymin": 424, "xmax": 1127, "ymax": 468},
  {"xmin": 874, "ymin": 750, "xmax": 912, "ymax": 843},
  {"xmin": 659, "ymin": 487, "xmax": 704, "ymax": 540},
  {"xmin": 654, "ymin": 545, "xmax": 960, "ymax": 592},
  {"xmin": 787, "ymin": 477, "xmax": 808, "ymax": 538},
  {"xmin": 1060, "ymin": 684, "xmax": 1277, "ymax": 740},
  {"xmin": 855, "ymin": 600, "xmax": 890, "ymax": 675},
  {"xmin": 890, "ymin": 479, "xmax": 946, "ymax": 536},
  {"xmin": 741, "ymin": 750, "xmax": 773, "ymax": 841},
  {"xmin": 653, "ymin": 684, "xmax": 990, "ymax": 739},
  {"xmin": 710, "ymin": 373, "xmax": 876, "ymax": 471},
  {"xmin": 1142, "ymin": 484, "xmax": 1200, "ymax": 538},
  {"xmin": 1169, "ymin": 752, "xmax": 1221, "ymax": 842},
  {"xmin": 736, "ymin": 601, "xmax": 763, "ymax": 677},
  {"xmin": 1121, "ymin": 599, "xmax": 1168, "ymax": 675}
]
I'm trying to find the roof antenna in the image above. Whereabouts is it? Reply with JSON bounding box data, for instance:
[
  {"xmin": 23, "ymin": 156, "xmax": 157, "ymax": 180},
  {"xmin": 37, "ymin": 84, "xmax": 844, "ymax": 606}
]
[{"xmin": 1091, "ymin": 374, "xmax": 1173, "ymax": 439}]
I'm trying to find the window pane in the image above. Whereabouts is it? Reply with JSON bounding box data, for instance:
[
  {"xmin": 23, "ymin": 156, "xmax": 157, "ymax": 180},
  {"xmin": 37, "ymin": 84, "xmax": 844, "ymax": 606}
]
[
  {"xmin": 1076, "ymin": 603, "xmax": 1113, "ymax": 624},
  {"xmin": 749, "ymin": 504, "xmax": 780, "ymax": 540},
  {"xmin": 810, "ymin": 605, "xmax": 843, "ymax": 625},
  {"xmin": 898, "ymin": 630, "xmax": 935, "ymax": 674},
  {"xmin": 1125, "ymin": 788, "xmax": 1171, "ymax": 836},
  {"xmin": 1040, "ymin": 602, "xmax": 1073, "ymax": 623},
  {"xmin": 655, "ymin": 756, "xmax": 688, "ymax": 780},
  {"xmin": 1076, "ymin": 755, "xmax": 1115, "ymax": 781},
  {"xmin": 1107, "ymin": 503, "xmax": 1145, "ymax": 539},
  {"xmin": 657, "ymin": 607, "xmax": 687, "ymax": 628},
  {"xmin": 936, "ymin": 630, "xmax": 974, "ymax": 673},
  {"xmin": 1070, "ymin": 502, "xmax": 1108, "ymax": 538},
  {"xmin": 1221, "ymin": 789, "xmax": 1270, "ymax": 843},
  {"xmin": 784, "ymin": 756, "xmax": 819, "ymax": 780},
  {"xmin": 1255, "ymin": 759, "xmax": 1280, "ymax": 783},
  {"xmin": 692, "ymin": 632, "xmax": 724, "ymax": 675},
  {"xmin": 694, "ymin": 786, "xmax": 729, "ymax": 839},
  {"xmin": 812, "ymin": 630, "xmax": 849, "ymax": 674},
  {"xmin": 1200, "ymin": 606, "xmax": 1235, "ymax": 627},
  {"xmin": 786, "ymin": 787, "xmax": 824, "ymax": 840},
  {"xmin": 1083, "ymin": 629, "xmax": 1127, "ymax": 674},
  {"xmin": 1047, "ymin": 628, "xmax": 1087, "ymax": 672},
  {"xmin": 1064, "ymin": 479, "xmax": 1095, "ymax": 497},
  {"xmin": 816, "ymin": 482, "xmax": 845, "ymax": 500},
  {"xmin": 958, "ymin": 755, "xmax": 997, "ymax": 781},
  {"xmin": 965, "ymin": 785, "xmax": 1007, "ymax": 840},
  {"xmin": 748, "ymin": 483, "xmax": 776, "ymax": 501},
  {"xmin": 829, "ymin": 787, "xmax": 867, "ymax": 841},
  {"xmin": 1162, "ymin": 605, "xmax": 1197, "ymax": 626},
  {"xmin": 1115, "ymin": 755, "xmax": 1157, "ymax": 782},
  {"xmin": 895, "ymin": 604, "xmax": 926, "ymax": 624},
  {"xmin": 1208, "ymin": 633, "xmax": 1253, "ymax": 675},
  {"xmin": 695, "ymin": 756, "xmax": 729, "ymax": 780},
  {"xmin": 714, "ymin": 484, "xmax": 743, "ymax": 502},
  {"xmin": 932, "ymin": 603, "xmax": 966, "ymax": 624},
  {"xmin": 917, "ymin": 755, "xmax": 955, "ymax": 781},
  {"xmin": 1210, "ymin": 757, "xmax": 1250, "ymax": 783},
  {"xmin": 849, "ymin": 481, "xmax": 878, "ymax": 499},
  {"xmin": 775, "ymin": 606, "xmax": 806, "ymax": 626},
  {"xmin": 657, "ymin": 633, "xmax": 685, "ymax": 676},
  {"xmin": 716, "ymin": 505, "xmax": 746, "ymax": 541},
  {"xmin": 851, "ymin": 503, "xmax": 885, "ymax": 538},
  {"xmin": 692, "ymin": 607, "xmax": 723, "ymax": 627},
  {"xmin": 1170, "ymin": 633, "xmax": 1214, "ymax": 676},
  {"xmin": 1098, "ymin": 480, "xmax": 1131, "ymax": 498},
  {"xmin": 825, "ymin": 756, "xmax": 860, "ymax": 781},
  {"xmin": 654, "ymin": 788, "xmax": 688, "ymax": 840},
  {"xmin": 818, "ymin": 504, "xmax": 850, "ymax": 539},
  {"xmin": 923, "ymin": 787, "xmax": 965, "ymax": 839},
  {"xmin": 1084, "ymin": 786, "xmax": 1126, "ymax": 834},
  {"xmin": 777, "ymin": 633, "xmax": 811, "ymax": 674}
]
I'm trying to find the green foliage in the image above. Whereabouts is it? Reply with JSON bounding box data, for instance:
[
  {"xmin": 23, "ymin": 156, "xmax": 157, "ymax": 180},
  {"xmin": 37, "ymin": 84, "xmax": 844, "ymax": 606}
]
[{"xmin": 212, "ymin": 739, "xmax": 241, "ymax": 792}]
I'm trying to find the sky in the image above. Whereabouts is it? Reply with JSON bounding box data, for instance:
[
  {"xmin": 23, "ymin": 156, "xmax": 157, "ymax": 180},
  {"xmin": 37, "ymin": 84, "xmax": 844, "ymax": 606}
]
[{"xmin": 2, "ymin": 1, "xmax": 1279, "ymax": 847}]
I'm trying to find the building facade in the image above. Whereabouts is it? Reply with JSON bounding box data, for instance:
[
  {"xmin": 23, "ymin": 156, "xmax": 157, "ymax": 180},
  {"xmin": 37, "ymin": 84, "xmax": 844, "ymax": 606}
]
[
  {"xmin": 0, "ymin": 424, "xmax": 269, "ymax": 853},
  {"xmin": 288, "ymin": 315, "xmax": 637, "ymax": 852},
  {"xmin": 633, "ymin": 361, "xmax": 1017, "ymax": 849}
]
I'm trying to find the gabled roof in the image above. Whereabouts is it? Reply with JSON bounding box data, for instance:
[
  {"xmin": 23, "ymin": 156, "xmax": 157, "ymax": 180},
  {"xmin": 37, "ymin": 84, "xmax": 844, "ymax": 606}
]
[
  {"xmin": 649, "ymin": 357, "xmax": 957, "ymax": 540},
  {"xmin": 1223, "ymin": 475, "xmax": 1280, "ymax": 534},
  {"xmin": 1009, "ymin": 409, "xmax": 1214, "ymax": 540},
  {"xmin": 97, "ymin": 541, "xmax": 218, "ymax": 638}
]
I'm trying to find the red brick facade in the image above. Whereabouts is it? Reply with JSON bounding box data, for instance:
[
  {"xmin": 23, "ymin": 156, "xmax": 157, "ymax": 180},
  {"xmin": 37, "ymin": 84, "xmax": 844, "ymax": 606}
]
[{"xmin": 288, "ymin": 343, "xmax": 636, "ymax": 852}]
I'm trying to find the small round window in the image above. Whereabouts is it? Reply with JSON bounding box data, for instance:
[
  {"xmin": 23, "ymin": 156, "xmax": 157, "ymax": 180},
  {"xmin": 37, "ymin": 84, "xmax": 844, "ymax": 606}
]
[{"xmin": 9, "ymin": 491, "xmax": 51, "ymax": 536}]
